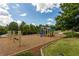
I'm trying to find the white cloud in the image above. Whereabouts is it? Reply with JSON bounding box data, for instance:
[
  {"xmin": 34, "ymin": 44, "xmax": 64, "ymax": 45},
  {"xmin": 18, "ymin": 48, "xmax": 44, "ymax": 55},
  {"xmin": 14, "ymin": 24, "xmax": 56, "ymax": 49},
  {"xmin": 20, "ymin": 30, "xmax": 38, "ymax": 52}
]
[
  {"xmin": 0, "ymin": 3, "xmax": 14, "ymax": 26},
  {"xmin": 45, "ymin": 9, "xmax": 52, "ymax": 13},
  {"xmin": 12, "ymin": 4, "xmax": 20, "ymax": 8},
  {"xmin": 16, "ymin": 4, "xmax": 20, "ymax": 7},
  {"xmin": 47, "ymin": 18, "xmax": 53, "ymax": 22},
  {"xmin": 47, "ymin": 22, "xmax": 52, "ymax": 25},
  {"xmin": 0, "ymin": 3, "xmax": 9, "ymax": 10},
  {"xmin": 20, "ymin": 13, "xmax": 27, "ymax": 16},
  {"xmin": 16, "ymin": 20, "xmax": 22, "ymax": 26},
  {"xmin": 0, "ymin": 3, "xmax": 26, "ymax": 26},
  {"xmin": 0, "ymin": 15, "xmax": 13, "ymax": 26},
  {"xmin": 0, "ymin": 8, "xmax": 8, "ymax": 14},
  {"xmin": 32, "ymin": 3, "xmax": 60, "ymax": 13},
  {"xmin": 47, "ymin": 18, "xmax": 56, "ymax": 25},
  {"xmin": 31, "ymin": 23, "xmax": 36, "ymax": 26}
]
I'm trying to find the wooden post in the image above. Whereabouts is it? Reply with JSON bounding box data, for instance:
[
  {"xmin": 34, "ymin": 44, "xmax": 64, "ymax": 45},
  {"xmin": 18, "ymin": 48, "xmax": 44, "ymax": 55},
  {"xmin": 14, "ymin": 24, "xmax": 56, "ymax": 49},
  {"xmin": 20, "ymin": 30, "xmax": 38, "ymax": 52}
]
[
  {"xmin": 8, "ymin": 31, "xmax": 12, "ymax": 40},
  {"xmin": 18, "ymin": 31, "xmax": 22, "ymax": 47},
  {"xmin": 13, "ymin": 31, "xmax": 16, "ymax": 43}
]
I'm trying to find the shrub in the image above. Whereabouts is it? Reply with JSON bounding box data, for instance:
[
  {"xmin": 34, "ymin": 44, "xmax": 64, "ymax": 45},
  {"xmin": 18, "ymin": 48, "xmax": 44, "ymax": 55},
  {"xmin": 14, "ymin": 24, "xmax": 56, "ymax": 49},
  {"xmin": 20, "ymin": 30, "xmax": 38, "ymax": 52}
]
[
  {"xmin": 63, "ymin": 31, "xmax": 79, "ymax": 38},
  {"xmin": 0, "ymin": 26, "xmax": 7, "ymax": 35}
]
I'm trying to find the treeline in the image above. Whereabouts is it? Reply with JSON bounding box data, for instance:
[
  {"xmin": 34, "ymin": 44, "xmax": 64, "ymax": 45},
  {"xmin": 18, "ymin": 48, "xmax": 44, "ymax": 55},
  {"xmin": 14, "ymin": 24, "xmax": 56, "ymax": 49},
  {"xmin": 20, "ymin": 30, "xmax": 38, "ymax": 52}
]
[{"xmin": 0, "ymin": 21, "xmax": 55, "ymax": 35}]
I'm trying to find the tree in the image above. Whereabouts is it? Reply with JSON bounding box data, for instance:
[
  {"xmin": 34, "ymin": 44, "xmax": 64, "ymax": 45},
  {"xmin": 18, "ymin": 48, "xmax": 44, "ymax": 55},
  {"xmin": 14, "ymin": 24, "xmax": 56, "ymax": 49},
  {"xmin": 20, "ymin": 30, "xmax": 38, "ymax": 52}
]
[
  {"xmin": 19, "ymin": 21, "xmax": 38, "ymax": 35},
  {"xmin": 22, "ymin": 24, "xmax": 30, "ymax": 35},
  {"xmin": 8, "ymin": 22, "xmax": 18, "ymax": 32},
  {"xmin": 29, "ymin": 24, "xmax": 37, "ymax": 34},
  {"xmin": 19, "ymin": 21, "xmax": 26, "ymax": 35},
  {"xmin": 56, "ymin": 3, "xmax": 79, "ymax": 31},
  {"xmin": 0, "ymin": 26, "xmax": 7, "ymax": 35}
]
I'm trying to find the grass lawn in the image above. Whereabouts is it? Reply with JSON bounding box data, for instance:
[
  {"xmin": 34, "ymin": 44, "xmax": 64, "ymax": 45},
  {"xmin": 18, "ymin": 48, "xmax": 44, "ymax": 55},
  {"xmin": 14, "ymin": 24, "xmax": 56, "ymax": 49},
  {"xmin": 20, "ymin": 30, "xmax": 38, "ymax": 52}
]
[
  {"xmin": 15, "ymin": 49, "xmax": 41, "ymax": 56},
  {"xmin": 43, "ymin": 38, "xmax": 79, "ymax": 56},
  {"xmin": 15, "ymin": 51, "xmax": 33, "ymax": 56}
]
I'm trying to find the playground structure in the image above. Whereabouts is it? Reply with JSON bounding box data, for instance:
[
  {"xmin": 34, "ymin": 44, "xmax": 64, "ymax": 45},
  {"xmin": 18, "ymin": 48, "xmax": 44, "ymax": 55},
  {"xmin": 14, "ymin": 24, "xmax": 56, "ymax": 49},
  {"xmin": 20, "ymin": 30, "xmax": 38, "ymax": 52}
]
[
  {"xmin": 7, "ymin": 27, "xmax": 54, "ymax": 48},
  {"xmin": 40, "ymin": 26, "xmax": 54, "ymax": 37},
  {"xmin": 8, "ymin": 31, "xmax": 22, "ymax": 47}
]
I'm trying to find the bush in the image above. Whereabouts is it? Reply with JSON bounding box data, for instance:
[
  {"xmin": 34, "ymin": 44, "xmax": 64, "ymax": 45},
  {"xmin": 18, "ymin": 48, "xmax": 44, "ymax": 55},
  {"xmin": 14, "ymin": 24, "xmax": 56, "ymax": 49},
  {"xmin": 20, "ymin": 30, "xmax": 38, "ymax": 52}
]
[
  {"xmin": 63, "ymin": 31, "xmax": 79, "ymax": 38},
  {"xmin": 0, "ymin": 32, "xmax": 7, "ymax": 35},
  {"xmin": 0, "ymin": 26, "xmax": 7, "ymax": 35},
  {"xmin": 16, "ymin": 51, "xmax": 33, "ymax": 56}
]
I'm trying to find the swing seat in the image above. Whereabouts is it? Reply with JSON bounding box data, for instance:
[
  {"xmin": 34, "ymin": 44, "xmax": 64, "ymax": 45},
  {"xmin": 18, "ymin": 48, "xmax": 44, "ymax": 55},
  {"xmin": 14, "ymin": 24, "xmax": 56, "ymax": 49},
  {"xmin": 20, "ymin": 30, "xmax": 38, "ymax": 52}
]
[{"xmin": 14, "ymin": 37, "xmax": 19, "ymax": 40}]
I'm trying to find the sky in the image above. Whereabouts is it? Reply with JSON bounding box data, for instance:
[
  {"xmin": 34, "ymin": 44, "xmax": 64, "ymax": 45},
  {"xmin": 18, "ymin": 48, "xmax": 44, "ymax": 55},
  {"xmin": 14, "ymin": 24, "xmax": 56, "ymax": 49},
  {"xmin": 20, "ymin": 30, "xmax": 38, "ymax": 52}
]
[{"xmin": 0, "ymin": 3, "xmax": 61, "ymax": 26}]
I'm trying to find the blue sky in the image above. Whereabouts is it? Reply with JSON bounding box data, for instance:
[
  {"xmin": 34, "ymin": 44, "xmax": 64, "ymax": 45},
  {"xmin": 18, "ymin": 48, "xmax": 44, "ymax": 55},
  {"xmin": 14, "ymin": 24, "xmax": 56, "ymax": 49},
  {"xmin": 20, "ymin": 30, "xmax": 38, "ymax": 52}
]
[{"xmin": 0, "ymin": 3, "xmax": 61, "ymax": 26}]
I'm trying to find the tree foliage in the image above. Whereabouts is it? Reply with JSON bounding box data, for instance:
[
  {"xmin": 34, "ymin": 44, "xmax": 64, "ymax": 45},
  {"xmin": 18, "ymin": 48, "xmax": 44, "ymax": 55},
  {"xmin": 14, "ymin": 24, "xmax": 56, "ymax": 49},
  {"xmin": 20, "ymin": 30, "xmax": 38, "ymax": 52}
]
[
  {"xmin": 56, "ymin": 3, "xmax": 79, "ymax": 31},
  {"xmin": 19, "ymin": 21, "xmax": 39, "ymax": 35},
  {"xmin": 8, "ymin": 22, "xmax": 18, "ymax": 32},
  {"xmin": 0, "ymin": 26, "xmax": 7, "ymax": 35},
  {"xmin": 0, "ymin": 21, "xmax": 55, "ymax": 35}
]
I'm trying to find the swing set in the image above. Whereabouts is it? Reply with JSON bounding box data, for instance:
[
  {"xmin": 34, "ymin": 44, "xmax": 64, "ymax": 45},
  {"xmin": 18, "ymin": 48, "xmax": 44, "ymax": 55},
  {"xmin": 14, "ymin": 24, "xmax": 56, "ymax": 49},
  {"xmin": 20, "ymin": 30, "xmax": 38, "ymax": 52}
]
[{"xmin": 40, "ymin": 26, "xmax": 54, "ymax": 37}]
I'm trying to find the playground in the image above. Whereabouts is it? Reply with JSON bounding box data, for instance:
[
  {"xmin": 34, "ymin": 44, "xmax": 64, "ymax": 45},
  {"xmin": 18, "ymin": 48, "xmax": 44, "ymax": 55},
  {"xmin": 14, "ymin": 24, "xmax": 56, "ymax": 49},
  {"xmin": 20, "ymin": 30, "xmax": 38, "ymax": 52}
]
[
  {"xmin": 0, "ymin": 32, "xmax": 63, "ymax": 56},
  {"xmin": 0, "ymin": 24, "xmax": 61, "ymax": 56},
  {"xmin": 1, "ymin": 3, "xmax": 78, "ymax": 56}
]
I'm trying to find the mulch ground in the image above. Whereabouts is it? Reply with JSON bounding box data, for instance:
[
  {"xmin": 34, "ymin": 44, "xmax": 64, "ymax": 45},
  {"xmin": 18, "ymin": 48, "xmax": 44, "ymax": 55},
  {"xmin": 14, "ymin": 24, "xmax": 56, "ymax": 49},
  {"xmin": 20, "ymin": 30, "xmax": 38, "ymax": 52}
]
[{"xmin": 0, "ymin": 34, "xmax": 64, "ymax": 56}]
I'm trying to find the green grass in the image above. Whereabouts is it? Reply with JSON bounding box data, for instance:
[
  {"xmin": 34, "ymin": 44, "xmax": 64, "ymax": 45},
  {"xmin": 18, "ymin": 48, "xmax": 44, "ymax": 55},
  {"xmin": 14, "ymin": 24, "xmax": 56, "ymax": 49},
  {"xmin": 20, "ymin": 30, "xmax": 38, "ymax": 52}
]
[
  {"xmin": 15, "ymin": 51, "xmax": 33, "ymax": 56},
  {"xmin": 43, "ymin": 38, "xmax": 79, "ymax": 56},
  {"xmin": 15, "ymin": 49, "xmax": 41, "ymax": 56}
]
